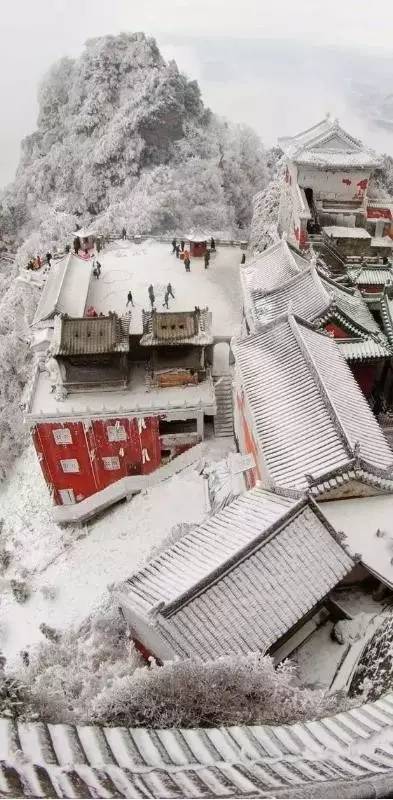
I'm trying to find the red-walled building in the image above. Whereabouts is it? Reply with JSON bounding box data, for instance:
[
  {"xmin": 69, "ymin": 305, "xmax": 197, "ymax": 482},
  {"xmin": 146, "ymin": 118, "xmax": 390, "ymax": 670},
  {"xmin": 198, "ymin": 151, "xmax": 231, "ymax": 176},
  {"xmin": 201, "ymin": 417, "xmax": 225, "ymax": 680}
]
[{"xmin": 25, "ymin": 310, "xmax": 216, "ymax": 506}]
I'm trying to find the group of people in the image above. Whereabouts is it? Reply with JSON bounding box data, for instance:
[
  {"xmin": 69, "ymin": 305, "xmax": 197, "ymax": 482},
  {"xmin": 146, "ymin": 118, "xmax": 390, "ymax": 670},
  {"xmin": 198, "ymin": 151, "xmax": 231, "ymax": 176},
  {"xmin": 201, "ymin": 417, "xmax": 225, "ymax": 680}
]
[
  {"xmin": 126, "ymin": 282, "xmax": 175, "ymax": 311},
  {"xmin": 171, "ymin": 238, "xmax": 191, "ymax": 271},
  {"xmin": 26, "ymin": 252, "xmax": 53, "ymax": 271},
  {"xmin": 171, "ymin": 236, "xmax": 216, "ymax": 272}
]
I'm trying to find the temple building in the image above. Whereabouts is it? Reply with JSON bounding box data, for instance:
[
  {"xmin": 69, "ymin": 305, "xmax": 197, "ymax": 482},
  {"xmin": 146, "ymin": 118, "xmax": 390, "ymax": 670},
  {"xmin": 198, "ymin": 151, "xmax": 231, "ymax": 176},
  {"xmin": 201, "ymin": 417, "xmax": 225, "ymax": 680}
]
[
  {"xmin": 119, "ymin": 486, "xmax": 354, "ymax": 663},
  {"xmin": 232, "ymin": 313, "xmax": 393, "ymax": 500},
  {"xmin": 278, "ymin": 115, "xmax": 383, "ymax": 261},
  {"xmin": 25, "ymin": 307, "xmax": 216, "ymax": 507}
]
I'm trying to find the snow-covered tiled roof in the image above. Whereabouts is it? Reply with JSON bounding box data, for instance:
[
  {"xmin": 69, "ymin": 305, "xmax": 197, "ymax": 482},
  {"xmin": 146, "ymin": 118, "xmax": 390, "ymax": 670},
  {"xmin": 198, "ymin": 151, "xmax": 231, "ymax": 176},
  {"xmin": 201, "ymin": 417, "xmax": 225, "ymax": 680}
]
[
  {"xmin": 3, "ymin": 695, "xmax": 393, "ymax": 797},
  {"xmin": 381, "ymin": 288, "xmax": 393, "ymax": 346},
  {"xmin": 348, "ymin": 266, "xmax": 393, "ymax": 286},
  {"xmin": 232, "ymin": 314, "xmax": 393, "ymax": 492},
  {"xmin": 122, "ymin": 487, "xmax": 352, "ymax": 658},
  {"xmin": 52, "ymin": 313, "xmax": 129, "ymax": 356},
  {"xmin": 32, "ymin": 253, "xmax": 93, "ymax": 326},
  {"xmin": 320, "ymin": 274, "xmax": 382, "ymax": 335},
  {"xmin": 240, "ymin": 240, "xmax": 328, "ymax": 326},
  {"xmin": 337, "ymin": 337, "xmax": 391, "ymax": 362},
  {"xmin": 241, "ymin": 239, "xmax": 307, "ymax": 296},
  {"xmin": 140, "ymin": 308, "xmax": 213, "ymax": 346},
  {"xmin": 324, "ymin": 226, "xmax": 371, "ymax": 239},
  {"xmin": 279, "ymin": 116, "xmax": 380, "ymax": 169},
  {"xmin": 371, "ymin": 236, "xmax": 393, "ymax": 249},
  {"xmin": 252, "ymin": 266, "xmax": 332, "ymax": 325}
]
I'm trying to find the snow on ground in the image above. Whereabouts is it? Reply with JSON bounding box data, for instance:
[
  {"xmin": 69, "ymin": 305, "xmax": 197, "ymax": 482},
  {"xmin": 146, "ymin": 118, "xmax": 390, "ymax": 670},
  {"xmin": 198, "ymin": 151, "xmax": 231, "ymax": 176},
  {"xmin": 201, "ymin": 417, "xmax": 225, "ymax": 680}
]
[
  {"xmin": 0, "ymin": 442, "xmax": 232, "ymax": 666},
  {"xmin": 293, "ymin": 587, "xmax": 387, "ymax": 690},
  {"xmin": 87, "ymin": 239, "xmax": 242, "ymax": 338},
  {"xmin": 323, "ymin": 495, "xmax": 393, "ymax": 590}
]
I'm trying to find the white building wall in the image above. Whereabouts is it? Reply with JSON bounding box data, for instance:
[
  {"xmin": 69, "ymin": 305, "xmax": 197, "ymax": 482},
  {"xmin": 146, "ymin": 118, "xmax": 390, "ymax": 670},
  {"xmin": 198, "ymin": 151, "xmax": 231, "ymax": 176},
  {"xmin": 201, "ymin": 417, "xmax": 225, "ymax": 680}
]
[
  {"xmin": 297, "ymin": 166, "xmax": 372, "ymax": 205},
  {"xmin": 118, "ymin": 596, "xmax": 176, "ymax": 661}
]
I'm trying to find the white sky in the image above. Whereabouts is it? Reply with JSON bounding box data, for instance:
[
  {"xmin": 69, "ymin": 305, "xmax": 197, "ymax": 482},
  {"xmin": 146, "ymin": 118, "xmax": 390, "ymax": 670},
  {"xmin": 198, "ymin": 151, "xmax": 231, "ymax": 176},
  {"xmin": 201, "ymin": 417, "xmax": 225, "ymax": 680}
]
[{"xmin": 1, "ymin": 0, "xmax": 393, "ymax": 187}]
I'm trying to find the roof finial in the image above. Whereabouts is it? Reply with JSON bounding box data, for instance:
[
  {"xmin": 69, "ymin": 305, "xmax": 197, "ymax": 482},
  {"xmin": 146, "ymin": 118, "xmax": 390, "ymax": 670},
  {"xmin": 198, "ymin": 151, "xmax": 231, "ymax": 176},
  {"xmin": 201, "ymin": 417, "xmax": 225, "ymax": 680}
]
[
  {"xmin": 325, "ymin": 111, "xmax": 331, "ymax": 121},
  {"xmin": 333, "ymin": 116, "xmax": 340, "ymax": 128}
]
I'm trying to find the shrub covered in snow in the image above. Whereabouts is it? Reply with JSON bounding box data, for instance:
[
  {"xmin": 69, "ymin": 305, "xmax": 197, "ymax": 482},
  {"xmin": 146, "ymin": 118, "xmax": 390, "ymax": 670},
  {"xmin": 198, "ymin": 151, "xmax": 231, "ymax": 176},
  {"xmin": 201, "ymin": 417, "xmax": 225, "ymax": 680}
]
[
  {"xmin": 20, "ymin": 600, "xmax": 343, "ymax": 727},
  {"xmin": 91, "ymin": 652, "xmax": 343, "ymax": 728},
  {"xmin": 21, "ymin": 601, "xmax": 142, "ymax": 724},
  {"xmin": 2, "ymin": 33, "xmax": 270, "ymax": 244},
  {"xmin": 10, "ymin": 579, "xmax": 30, "ymax": 604}
]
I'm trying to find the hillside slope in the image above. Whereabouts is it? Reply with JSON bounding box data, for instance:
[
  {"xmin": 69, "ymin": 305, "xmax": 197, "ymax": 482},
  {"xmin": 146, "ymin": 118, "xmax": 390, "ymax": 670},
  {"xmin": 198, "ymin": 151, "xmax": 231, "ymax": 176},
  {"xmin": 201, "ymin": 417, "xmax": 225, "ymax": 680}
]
[{"xmin": 1, "ymin": 32, "xmax": 269, "ymax": 250}]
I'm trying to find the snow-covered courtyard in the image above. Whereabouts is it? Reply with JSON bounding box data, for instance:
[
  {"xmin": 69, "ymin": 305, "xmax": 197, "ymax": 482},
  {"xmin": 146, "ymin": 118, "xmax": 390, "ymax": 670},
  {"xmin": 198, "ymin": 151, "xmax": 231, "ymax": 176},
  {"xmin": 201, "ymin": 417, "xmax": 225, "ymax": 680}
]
[{"xmin": 87, "ymin": 238, "xmax": 242, "ymax": 340}]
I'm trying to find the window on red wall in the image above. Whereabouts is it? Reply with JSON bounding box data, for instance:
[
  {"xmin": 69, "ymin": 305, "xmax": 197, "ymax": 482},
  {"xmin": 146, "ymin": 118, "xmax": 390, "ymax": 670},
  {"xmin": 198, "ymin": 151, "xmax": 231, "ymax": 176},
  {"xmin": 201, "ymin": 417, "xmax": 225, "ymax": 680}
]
[
  {"xmin": 102, "ymin": 456, "xmax": 121, "ymax": 471},
  {"xmin": 107, "ymin": 424, "xmax": 127, "ymax": 442},
  {"xmin": 53, "ymin": 428, "xmax": 72, "ymax": 445},
  {"xmin": 60, "ymin": 458, "xmax": 80, "ymax": 473}
]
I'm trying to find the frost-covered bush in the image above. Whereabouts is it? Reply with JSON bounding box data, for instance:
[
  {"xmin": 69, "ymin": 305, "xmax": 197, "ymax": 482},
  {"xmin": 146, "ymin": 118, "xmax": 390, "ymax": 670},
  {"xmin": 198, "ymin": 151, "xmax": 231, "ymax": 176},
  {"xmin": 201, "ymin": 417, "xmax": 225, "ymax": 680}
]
[
  {"xmin": 2, "ymin": 33, "xmax": 270, "ymax": 243},
  {"xmin": 0, "ymin": 549, "xmax": 11, "ymax": 573},
  {"xmin": 248, "ymin": 169, "xmax": 283, "ymax": 256},
  {"xmin": 22, "ymin": 601, "xmax": 142, "ymax": 724},
  {"xmin": 39, "ymin": 624, "xmax": 60, "ymax": 643},
  {"xmin": 91, "ymin": 652, "xmax": 343, "ymax": 728},
  {"xmin": 10, "ymin": 579, "xmax": 30, "ymax": 604},
  {"xmin": 0, "ymin": 260, "xmax": 38, "ymax": 480},
  {"xmin": 22, "ymin": 599, "xmax": 343, "ymax": 726},
  {"xmin": 0, "ymin": 674, "xmax": 29, "ymax": 718}
]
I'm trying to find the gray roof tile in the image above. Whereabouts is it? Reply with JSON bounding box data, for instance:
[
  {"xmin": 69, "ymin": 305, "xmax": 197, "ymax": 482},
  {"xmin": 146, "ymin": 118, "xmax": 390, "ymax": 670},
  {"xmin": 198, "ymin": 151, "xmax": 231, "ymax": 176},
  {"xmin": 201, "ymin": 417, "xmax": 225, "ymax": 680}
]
[{"xmin": 233, "ymin": 314, "xmax": 393, "ymax": 491}]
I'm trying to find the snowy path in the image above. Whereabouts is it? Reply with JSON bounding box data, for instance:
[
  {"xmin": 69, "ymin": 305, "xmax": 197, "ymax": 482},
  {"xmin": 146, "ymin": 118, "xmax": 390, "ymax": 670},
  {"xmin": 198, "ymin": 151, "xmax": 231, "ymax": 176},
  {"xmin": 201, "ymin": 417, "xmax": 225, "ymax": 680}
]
[{"xmin": 0, "ymin": 447, "xmax": 208, "ymax": 665}]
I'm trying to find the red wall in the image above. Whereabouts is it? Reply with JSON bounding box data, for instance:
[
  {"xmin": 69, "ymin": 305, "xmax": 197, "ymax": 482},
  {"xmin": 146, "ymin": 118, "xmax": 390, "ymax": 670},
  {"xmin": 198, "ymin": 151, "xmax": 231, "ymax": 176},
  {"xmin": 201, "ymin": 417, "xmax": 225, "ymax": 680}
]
[
  {"xmin": 350, "ymin": 364, "xmax": 378, "ymax": 398},
  {"xmin": 360, "ymin": 285, "xmax": 383, "ymax": 294},
  {"xmin": 236, "ymin": 392, "xmax": 261, "ymax": 488},
  {"xmin": 324, "ymin": 321, "xmax": 349, "ymax": 339},
  {"xmin": 33, "ymin": 416, "xmax": 162, "ymax": 504}
]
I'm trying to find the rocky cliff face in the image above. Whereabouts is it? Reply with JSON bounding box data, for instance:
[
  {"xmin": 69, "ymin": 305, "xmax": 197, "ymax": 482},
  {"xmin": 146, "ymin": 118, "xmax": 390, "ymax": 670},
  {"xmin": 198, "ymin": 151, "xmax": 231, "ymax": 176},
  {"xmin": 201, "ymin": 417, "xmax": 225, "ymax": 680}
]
[{"xmin": 1, "ymin": 32, "xmax": 269, "ymax": 249}]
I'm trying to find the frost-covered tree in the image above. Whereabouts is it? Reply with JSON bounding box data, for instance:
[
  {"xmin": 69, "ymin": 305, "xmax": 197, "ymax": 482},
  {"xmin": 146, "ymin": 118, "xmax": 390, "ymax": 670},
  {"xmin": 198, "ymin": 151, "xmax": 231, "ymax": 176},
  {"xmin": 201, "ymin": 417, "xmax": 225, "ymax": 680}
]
[
  {"xmin": 0, "ymin": 260, "xmax": 39, "ymax": 480},
  {"xmin": 21, "ymin": 600, "xmax": 344, "ymax": 727},
  {"xmin": 247, "ymin": 165, "xmax": 283, "ymax": 256},
  {"xmin": 369, "ymin": 154, "xmax": 393, "ymax": 199},
  {"xmin": 1, "ymin": 32, "xmax": 270, "ymax": 241}
]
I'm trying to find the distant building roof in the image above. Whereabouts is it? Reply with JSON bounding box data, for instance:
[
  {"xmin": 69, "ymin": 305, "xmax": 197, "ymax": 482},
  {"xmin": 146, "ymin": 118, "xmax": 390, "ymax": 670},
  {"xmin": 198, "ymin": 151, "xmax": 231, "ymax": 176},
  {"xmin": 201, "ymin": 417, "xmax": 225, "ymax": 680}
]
[
  {"xmin": 371, "ymin": 236, "xmax": 393, "ymax": 249},
  {"xmin": 348, "ymin": 266, "xmax": 393, "ymax": 286},
  {"xmin": 337, "ymin": 337, "xmax": 391, "ymax": 362},
  {"xmin": 140, "ymin": 309, "xmax": 213, "ymax": 346},
  {"xmin": 324, "ymin": 226, "xmax": 371, "ymax": 239},
  {"xmin": 381, "ymin": 287, "xmax": 393, "ymax": 346},
  {"xmin": 52, "ymin": 313, "xmax": 129, "ymax": 356},
  {"xmin": 121, "ymin": 487, "xmax": 353, "ymax": 660},
  {"xmin": 279, "ymin": 116, "xmax": 380, "ymax": 169},
  {"xmin": 319, "ymin": 274, "xmax": 382, "ymax": 335},
  {"xmin": 232, "ymin": 314, "xmax": 393, "ymax": 494},
  {"xmin": 32, "ymin": 253, "xmax": 92, "ymax": 326},
  {"xmin": 4, "ymin": 694, "xmax": 393, "ymax": 797}
]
